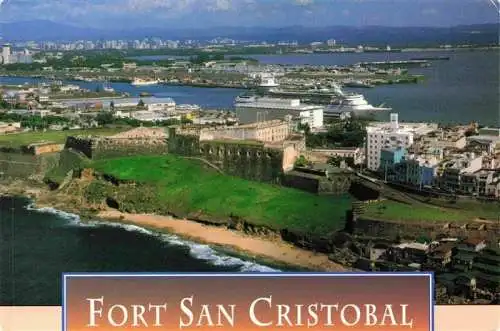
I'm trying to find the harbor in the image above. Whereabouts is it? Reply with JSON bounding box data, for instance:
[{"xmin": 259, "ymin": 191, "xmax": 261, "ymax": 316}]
[{"xmin": 0, "ymin": 49, "xmax": 498, "ymax": 126}]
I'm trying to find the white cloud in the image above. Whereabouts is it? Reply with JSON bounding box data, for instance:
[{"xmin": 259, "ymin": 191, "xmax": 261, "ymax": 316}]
[
  {"xmin": 207, "ymin": 0, "xmax": 232, "ymax": 11},
  {"xmin": 295, "ymin": 0, "xmax": 314, "ymax": 6}
]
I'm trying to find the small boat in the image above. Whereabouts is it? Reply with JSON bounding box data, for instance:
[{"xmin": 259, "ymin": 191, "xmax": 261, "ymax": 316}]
[
  {"xmin": 102, "ymin": 81, "xmax": 114, "ymax": 93},
  {"xmin": 139, "ymin": 92, "xmax": 153, "ymax": 97}
]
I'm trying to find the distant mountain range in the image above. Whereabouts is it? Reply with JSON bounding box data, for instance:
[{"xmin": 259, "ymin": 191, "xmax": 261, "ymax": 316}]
[{"xmin": 1, "ymin": 20, "xmax": 498, "ymax": 47}]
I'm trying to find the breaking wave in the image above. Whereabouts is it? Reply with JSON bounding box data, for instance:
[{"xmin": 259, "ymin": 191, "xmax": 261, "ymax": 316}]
[{"xmin": 26, "ymin": 203, "xmax": 280, "ymax": 272}]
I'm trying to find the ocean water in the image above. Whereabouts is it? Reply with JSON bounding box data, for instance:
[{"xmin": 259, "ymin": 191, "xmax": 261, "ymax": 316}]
[
  {"xmin": 1, "ymin": 50, "xmax": 498, "ymax": 125},
  {"xmin": 0, "ymin": 196, "xmax": 283, "ymax": 306},
  {"xmin": 249, "ymin": 50, "xmax": 500, "ymax": 126}
]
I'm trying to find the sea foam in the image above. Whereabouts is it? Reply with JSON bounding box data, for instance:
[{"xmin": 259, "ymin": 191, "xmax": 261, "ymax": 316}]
[{"xmin": 25, "ymin": 203, "xmax": 280, "ymax": 272}]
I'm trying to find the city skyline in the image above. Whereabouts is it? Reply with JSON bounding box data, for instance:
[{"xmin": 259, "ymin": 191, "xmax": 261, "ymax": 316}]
[{"xmin": 0, "ymin": 0, "xmax": 498, "ymax": 29}]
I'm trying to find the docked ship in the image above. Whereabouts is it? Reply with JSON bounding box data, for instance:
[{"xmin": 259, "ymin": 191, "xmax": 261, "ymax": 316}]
[
  {"xmin": 131, "ymin": 78, "xmax": 160, "ymax": 86},
  {"xmin": 343, "ymin": 80, "xmax": 374, "ymax": 88},
  {"xmin": 324, "ymin": 84, "xmax": 392, "ymax": 117}
]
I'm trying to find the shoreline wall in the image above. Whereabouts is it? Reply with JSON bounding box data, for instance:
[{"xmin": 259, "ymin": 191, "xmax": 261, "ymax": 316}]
[{"xmin": 351, "ymin": 216, "xmax": 499, "ymax": 241}]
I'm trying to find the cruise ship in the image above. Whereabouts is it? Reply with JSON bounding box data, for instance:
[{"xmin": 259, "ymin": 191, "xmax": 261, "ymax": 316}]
[
  {"xmin": 324, "ymin": 84, "xmax": 392, "ymax": 117},
  {"xmin": 131, "ymin": 78, "xmax": 160, "ymax": 86}
]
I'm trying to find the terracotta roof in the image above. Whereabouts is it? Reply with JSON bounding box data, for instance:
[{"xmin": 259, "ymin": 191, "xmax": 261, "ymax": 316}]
[{"xmin": 463, "ymin": 237, "xmax": 485, "ymax": 246}]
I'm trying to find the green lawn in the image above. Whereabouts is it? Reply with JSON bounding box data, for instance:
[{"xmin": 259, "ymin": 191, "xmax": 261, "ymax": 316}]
[
  {"xmin": 91, "ymin": 155, "xmax": 352, "ymax": 235},
  {"xmin": 364, "ymin": 199, "xmax": 500, "ymax": 223},
  {"xmin": 0, "ymin": 128, "xmax": 128, "ymax": 148}
]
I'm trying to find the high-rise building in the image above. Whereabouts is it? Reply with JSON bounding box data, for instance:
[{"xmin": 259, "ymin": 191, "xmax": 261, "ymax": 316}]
[
  {"xmin": 365, "ymin": 113, "xmax": 438, "ymax": 171},
  {"xmin": 2, "ymin": 44, "xmax": 11, "ymax": 64},
  {"xmin": 366, "ymin": 113, "xmax": 413, "ymax": 171},
  {"xmin": 327, "ymin": 39, "xmax": 337, "ymax": 47}
]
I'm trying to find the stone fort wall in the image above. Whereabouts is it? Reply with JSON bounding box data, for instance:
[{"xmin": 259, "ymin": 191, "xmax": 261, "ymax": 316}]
[
  {"xmin": 0, "ymin": 151, "xmax": 60, "ymax": 179},
  {"xmin": 65, "ymin": 136, "xmax": 168, "ymax": 160},
  {"xmin": 168, "ymin": 128, "xmax": 284, "ymax": 183}
]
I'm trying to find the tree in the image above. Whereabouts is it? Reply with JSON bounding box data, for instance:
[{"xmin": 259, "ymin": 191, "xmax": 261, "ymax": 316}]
[
  {"xmin": 96, "ymin": 112, "xmax": 114, "ymax": 125},
  {"xmin": 137, "ymin": 99, "xmax": 145, "ymax": 108},
  {"xmin": 190, "ymin": 53, "xmax": 211, "ymax": 64},
  {"xmin": 294, "ymin": 155, "xmax": 309, "ymax": 168},
  {"xmin": 110, "ymin": 101, "xmax": 115, "ymax": 111},
  {"xmin": 327, "ymin": 156, "xmax": 343, "ymax": 167},
  {"xmin": 212, "ymin": 53, "xmax": 225, "ymax": 61},
  {"xmin": 297, "ymin": 122, "xmax": 311, "ymax": 135},
  {"xmin": 345, "ymin": 157, "xmax": 355, "ymax": 168}
]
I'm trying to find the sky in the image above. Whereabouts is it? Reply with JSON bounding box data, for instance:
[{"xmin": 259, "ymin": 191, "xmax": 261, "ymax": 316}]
[{"xmin": 0, "ymin": 0, "xmax": 498, "ymax": 29}]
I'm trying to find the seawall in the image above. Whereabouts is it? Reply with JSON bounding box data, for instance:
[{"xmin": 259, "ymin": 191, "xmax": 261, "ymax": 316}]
[{"xmin": 352, "ymin": 217, "xmax": 499, "ymax": 242}]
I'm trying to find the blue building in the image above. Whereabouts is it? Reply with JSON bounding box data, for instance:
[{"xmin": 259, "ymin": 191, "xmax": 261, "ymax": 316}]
[
  {"xmin": 380, "ymin": 147, "xmax": 437, "ymax": 187},
  {"xmin": 380, "ymin": 147, "xmax": 406, "ymax": 173}
]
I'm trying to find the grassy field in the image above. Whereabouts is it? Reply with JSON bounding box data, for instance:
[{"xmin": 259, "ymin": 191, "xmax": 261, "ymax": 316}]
[
  {"xmin": 364, "ymin": 199, "xmax": 500, "ymax": 222},
  {"xmin": 91, "ymin": 155, "xmax": 352, "ymax": 235},
  {"xmin": 0, "ymin": 127, "xmax": 128, "ymax": 148}
]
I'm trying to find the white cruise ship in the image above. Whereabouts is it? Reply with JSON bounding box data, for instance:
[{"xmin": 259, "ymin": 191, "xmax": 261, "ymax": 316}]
[
  {"xmin": 325, "ymin": 83, "xmax": 392, "ymax": 116},
  {"xmin": 131, "ymin": 78, "xmax": 160, "ymax": 86}
]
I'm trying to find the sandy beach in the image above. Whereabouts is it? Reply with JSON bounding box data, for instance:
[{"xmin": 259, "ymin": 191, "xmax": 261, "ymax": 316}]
[{"xmin": 98, "ymin": 210, "xmax": 349, "ymax": 271}]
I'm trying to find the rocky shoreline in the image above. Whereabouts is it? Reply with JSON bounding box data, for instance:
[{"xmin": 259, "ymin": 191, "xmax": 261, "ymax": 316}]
[{"xmin": 0, "ymin": 179, "xmax": 351, "ymax": 272}]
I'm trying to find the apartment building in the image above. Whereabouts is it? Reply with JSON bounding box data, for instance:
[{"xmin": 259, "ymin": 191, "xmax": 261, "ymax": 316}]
[
  {"xmin": 466, "ymin": 127, "xmax": 500, "ymax": 154},
  {"xmin": 413, "ymin": 127, "xmax": 467, "ymax": 153},
  {"xmin": 439, "ymin": 153, "xmax": 483, "ymax": 193},
  {"xmin": 380, "ymin": 147, "xmax": 439, "ymax": 187},
  {"xmin": 366, "ymin": 114, "xmax": 436, "ymax": 171}
]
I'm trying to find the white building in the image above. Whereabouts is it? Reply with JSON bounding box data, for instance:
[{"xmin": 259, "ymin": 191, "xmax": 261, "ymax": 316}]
[
  {"xmin": 466, "ymin": 127, "xmax": 500, "ymax": 154},
  {"xmin": 439, "ymin": 153, "xmax": 484, "ymax": 193},
  {"xmin": 366, "ymin": 114, "xmax": 413, "ymax": 171},
  {"xmin": 126, "ymin": 110, "xmax": 181, "ymax": 122},
  {"xmin": 365, "ymin": 113, "xmax": 438, "ymax": 171},
  {"xmin": 235, "ymin": 97, "xmax": 324, "ymax": 130},
  {"xmin": 59, "ymin": 84, "xmax": 81, "ymax": 93},
  {"xmin": 38, "ymin": 95, "xmax": 50, "ymax": 103},
  {"xmin": 299, "ymin": 108, "xmax": 323, "ymax": 130},
  {"xmin": 2, "ymin": 44, "xmax": 11, "ymax": 65}
]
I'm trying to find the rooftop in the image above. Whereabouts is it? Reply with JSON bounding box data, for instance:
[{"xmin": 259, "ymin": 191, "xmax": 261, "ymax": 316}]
[
  {"xmin": 394, "ymin": 242, "xmax": 429, "ymax": 251},
  {"xmin": 367, "ymin": 117, "xmax": 437, "ymax": 136},
  {"xmin": 236, "ymin": 97, "xmax": 324, "ymax": 111},
  {"xmin": 229, "ymin": 119, "xmax": 288, "ymax": 130},
  {"xmin": 462, "ymin": 237, "xmax": 486, "ymax": 246},
  {"xmin": 204, "ymin": 139, "xmax": 264, "ymax": 146},
  {"xmin": 467, "ymin": 135, "xmax": 500, "ymax": 143}
]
